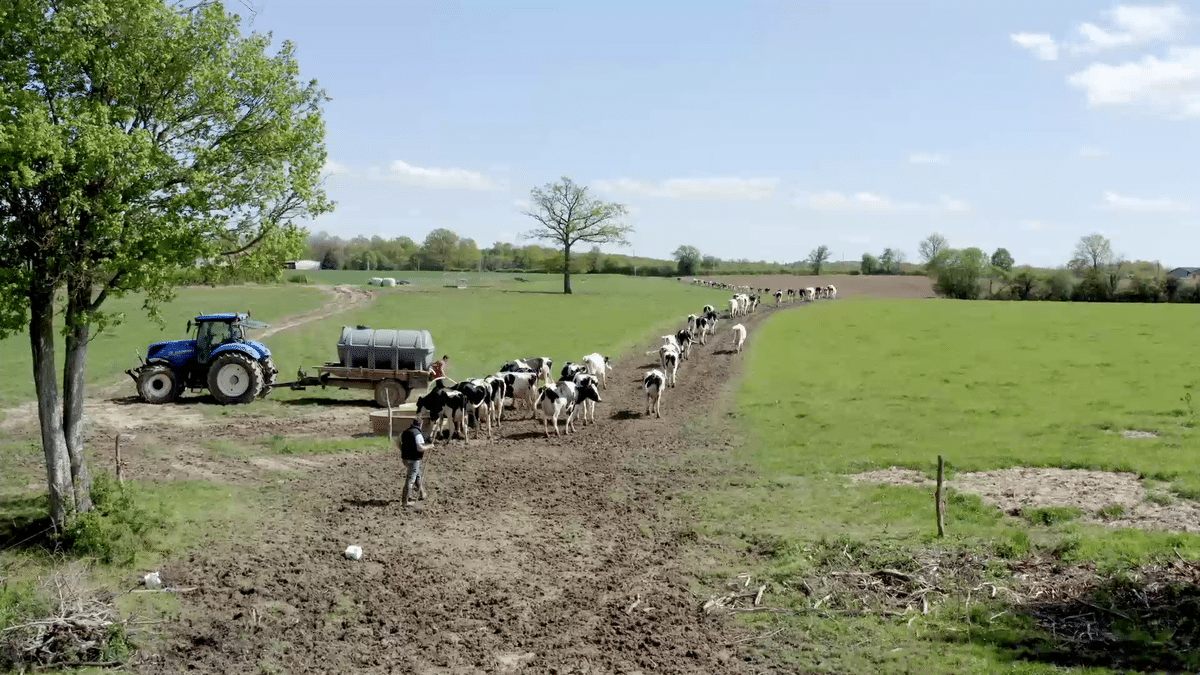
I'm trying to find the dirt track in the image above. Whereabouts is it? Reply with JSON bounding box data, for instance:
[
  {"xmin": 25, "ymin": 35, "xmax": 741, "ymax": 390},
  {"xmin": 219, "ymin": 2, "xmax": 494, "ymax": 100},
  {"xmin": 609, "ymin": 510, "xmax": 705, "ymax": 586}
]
[{"xmin": 88, "ymin": 298, "xmax": 803, "ymax": 674}]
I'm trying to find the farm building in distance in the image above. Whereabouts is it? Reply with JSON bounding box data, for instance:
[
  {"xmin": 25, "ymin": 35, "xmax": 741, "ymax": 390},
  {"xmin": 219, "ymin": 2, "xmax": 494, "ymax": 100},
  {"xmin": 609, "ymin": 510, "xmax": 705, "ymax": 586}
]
[
  {"xmin": 1167, "ymin": 267, "xmax": 1200, "ymax": 278},
  {"xmin": 284, "ymin": 259, "xmax": 321, "ymax": 271}
]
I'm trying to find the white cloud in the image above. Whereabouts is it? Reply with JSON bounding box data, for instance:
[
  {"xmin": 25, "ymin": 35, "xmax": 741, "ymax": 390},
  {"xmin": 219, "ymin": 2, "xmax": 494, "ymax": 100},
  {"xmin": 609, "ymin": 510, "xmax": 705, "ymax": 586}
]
[
  {"xmin": 1011, "ymin": 32, "xmax": 1060, "ymax": 60},
  {"xmin": 1071, "ymin": 4, "xmax": 1188, "ymax": 54},
  {"xmin": 593, "ymin": 176, "xmax": 778, "ymax": 200},
  {"xmin": 1099, "ymin": 190, "xmax": 1191, "ymax": 211},
  {"xmin": 388, "ymin": 160, "xmax": 502, "ymax": 191},
  {"xmin": 322, "ymin": 159, "xmax": 349, "ymax": 176},
  {"xmin": 801, "ymin": 191, "xmax": 969, "ymax": 214},
  {"xmin": 1019, "ymin": 219, "xmax": 1047, "ymax": 231},
  {"xmin": 1068, "ymin": 47, "xmax": 1200, "ymax": 118},
  {"xmin": 909, "ymin": 152, "xmax": 949, "ymax": 164},
  {"xmin": 1079, "ymin": 146, "xmax": 1109, "ymax": 158}
]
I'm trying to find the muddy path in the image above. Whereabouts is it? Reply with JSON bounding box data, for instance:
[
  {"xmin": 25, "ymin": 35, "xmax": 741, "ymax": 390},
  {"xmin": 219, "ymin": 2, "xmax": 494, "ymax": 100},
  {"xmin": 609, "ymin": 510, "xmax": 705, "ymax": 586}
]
[
  {"xmin": 126, "ymin": 301, "xmax": 805, "ymax": 674},
  {"xmin": 0, "ymin": 285, "xmax": 375, "ymax": 433}
]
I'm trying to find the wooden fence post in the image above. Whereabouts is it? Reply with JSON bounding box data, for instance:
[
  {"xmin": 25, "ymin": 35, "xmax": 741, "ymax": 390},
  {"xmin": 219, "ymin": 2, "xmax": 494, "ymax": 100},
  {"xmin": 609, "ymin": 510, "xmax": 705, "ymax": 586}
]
[
  {"xmin": 115, "ymin": 434, "xmax": 123, "ymax": 484},
  {"xmin": 386, "ymin": 391, "xmax": 394, "ymax": 442},
  {"xmin": 935, "ymin": 455, "xmax": 945, "ymax": 537}
]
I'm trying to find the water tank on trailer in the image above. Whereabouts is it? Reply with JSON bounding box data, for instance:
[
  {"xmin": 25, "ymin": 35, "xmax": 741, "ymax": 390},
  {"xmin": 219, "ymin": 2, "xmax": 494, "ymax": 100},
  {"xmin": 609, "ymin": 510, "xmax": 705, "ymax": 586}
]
[{"xmin": 336, "ymin": 327, "xmax": 435, "ymax": 371}]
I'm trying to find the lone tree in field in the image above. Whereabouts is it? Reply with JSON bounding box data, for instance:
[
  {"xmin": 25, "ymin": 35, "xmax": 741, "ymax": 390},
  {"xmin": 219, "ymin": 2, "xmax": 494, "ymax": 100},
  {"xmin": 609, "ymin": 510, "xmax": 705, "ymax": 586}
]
[
  {"xmin": 673, "ymin": 245, "xmax": 702, "ymax": 276},
  {"xmin": 991, "ymin": 247, "xmax": 1015, "ymax": 272},
  {"xmin": 807, "ymin": 245, "xmax": 831, "ymax": 274},
  {"xmin": 0, "ymin": 0, "xmax": 331, "ymax": 527},
  {"xmin": 521, "ymin": 177, "xmax": 632, "ymax": 294},
  {"xmin": 919, "ymin": 232, "xmax": 949, "ymax": 265},
  {"xmin": 1071, "ymin": 233, "xmax": 1115, "ymax": 274}
]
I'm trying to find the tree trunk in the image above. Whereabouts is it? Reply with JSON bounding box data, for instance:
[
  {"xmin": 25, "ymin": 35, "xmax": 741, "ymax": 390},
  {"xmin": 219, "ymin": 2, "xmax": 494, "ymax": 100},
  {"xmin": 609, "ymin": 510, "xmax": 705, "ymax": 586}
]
[
  {"xmin": 563, "ymin": 244, "xmax": 572, "ymax": 294},
  {"xmin": 30, "ymin": 290, "xmax": 74, "ymax": 528},
  {"xmin": 62, "ymin": 281, "xmax": 93, "ymax": 513}
]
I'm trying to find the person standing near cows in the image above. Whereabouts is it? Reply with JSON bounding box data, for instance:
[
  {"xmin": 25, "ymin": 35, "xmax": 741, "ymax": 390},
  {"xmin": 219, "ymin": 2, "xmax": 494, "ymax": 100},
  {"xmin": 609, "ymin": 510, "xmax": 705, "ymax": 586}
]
[{"xmin": 399, "ymin": 418, "xmax": 431, "ymax": 506}]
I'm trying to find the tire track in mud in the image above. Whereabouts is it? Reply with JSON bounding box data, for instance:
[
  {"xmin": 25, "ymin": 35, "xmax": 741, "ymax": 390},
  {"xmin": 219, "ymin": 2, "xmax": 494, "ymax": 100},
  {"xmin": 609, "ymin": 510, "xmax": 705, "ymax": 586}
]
[{"xmin": 140, "ymin": 300, "xmax": 815, "ymax": 675}]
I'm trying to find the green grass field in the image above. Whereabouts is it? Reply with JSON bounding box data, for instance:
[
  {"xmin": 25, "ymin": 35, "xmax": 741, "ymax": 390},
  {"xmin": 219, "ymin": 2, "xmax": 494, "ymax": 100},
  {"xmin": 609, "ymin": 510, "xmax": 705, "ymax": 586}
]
[
  {"xmin": 254, "ymin": 274, "xmax": 729, "ymax": 408},
  {"xmin": 0, "ymin": 285, "xmax": 328, "ymax": 415},
  {"xmin": 686, "ymin": 298, "xmax": 1200, "ymax": 674}
]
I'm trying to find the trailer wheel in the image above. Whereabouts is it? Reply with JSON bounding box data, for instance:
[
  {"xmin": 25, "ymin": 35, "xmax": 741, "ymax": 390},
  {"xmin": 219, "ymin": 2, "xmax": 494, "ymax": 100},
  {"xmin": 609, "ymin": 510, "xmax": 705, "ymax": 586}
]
[{"xmin": 374, "ymin": 379, "xmax": 407, "ymax": 407}]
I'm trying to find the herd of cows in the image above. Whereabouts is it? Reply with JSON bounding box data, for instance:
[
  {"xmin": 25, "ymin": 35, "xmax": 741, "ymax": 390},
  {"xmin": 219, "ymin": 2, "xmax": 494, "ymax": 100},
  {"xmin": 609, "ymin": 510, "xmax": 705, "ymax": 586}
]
[{"xmin": 411, "ymin": 283, "xmax": 840, "ymax": 440}]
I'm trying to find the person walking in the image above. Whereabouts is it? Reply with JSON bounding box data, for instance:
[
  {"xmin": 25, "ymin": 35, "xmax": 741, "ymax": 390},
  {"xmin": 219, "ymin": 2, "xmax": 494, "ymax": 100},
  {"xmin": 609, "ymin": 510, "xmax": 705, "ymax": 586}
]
[{"xmin": 399, "ymin": 418, "xmax": 431, "ymax": 506}]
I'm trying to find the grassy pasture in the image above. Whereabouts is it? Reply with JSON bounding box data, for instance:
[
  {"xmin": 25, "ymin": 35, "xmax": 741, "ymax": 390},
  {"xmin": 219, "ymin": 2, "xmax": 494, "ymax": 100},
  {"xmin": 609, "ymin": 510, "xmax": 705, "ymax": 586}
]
[
  {"xmin": 0, "ymin": 285, "xmax": 328, "ymax": 415},
  {"xmin": 686, "ymin": 298, "xmax": 1200, "ymax": 674},
  {"xmin": 293, "ymin": 268, "xmax": 548, "ymax": 287},
  {"xmin": 241, "ymin": 274, "xmax": 730, "ymax": 410}
]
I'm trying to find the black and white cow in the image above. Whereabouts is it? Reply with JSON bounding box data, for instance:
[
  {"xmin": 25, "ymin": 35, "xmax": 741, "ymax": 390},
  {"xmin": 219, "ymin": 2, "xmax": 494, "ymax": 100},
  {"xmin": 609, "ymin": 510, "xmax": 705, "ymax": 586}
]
[
  {"xmin": 456, "ymin": 378, "xmax": 495, "ymax": 440},
  {"xmin": 643, "ymin": 369, "xmax": 665, "ymax": 418},
  {"xmin": 659, "ymin": 345, "xmax": 680, "ymax": 387},
  {"xmin": 415, "ymin": 388, "xmax": 468, "ymax": 441},
  {"xmin": 534, "ymin": 379, "xmax": 602, "ymax": 437},
  {"xmin": 674, "ymin": 328, "xmax": 695, "ymax": 359},
  {"xmin": 582, "ymin": 353, "xmax": 612, "ymax": 389},
  {"xmin": 571, "ymin": 373, "xmax": 601, "ymax": 425},
  {"xmin": 501, "ymin": 356, "xmax": 553, "ymax": 385},
  {"xmin": 560, "ymin": 361, "xmax": 588, "ymax": 381},
  {"xmin": 501, "ymin": 370, "xmax": 540, "ymax": 415}
]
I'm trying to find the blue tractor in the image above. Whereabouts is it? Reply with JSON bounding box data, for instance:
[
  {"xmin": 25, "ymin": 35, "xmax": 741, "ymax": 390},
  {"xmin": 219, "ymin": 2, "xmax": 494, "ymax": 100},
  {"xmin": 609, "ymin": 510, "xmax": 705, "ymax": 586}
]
[{"xmin": 125, "ymin": 312, "xmax": 278, "ymax": 405}]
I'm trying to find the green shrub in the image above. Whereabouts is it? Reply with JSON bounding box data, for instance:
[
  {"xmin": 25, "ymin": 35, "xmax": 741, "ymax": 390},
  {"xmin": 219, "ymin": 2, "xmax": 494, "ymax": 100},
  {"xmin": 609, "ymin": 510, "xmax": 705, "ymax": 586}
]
[
  {"xmin": 287, "ymin": 273, "xmax": 311, "ymax": 284},
  {"xmin": 1022, "ymin": 505, "xmax": 1082, "ymax": 526},
  {"xmin": 1042, "ymin": 270, "xmax": 1074, "ymax": 301},
  {"xmin": 62, "ymin": 472, "xmax": 167, "ymax": 565}
]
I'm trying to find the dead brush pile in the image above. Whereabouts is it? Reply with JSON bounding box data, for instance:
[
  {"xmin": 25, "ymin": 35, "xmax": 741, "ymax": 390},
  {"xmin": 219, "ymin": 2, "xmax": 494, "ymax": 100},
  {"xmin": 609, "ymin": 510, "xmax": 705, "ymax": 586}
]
[
  {"xmin": 703, "ymin": 548, "xmax": 991, "ymax": 620},
  {"xmin": 999, "ymin": 553, "xmax": 1200, "ymax": 672},
  {"xmin": 1, "ymin": 563, "xmax": 133, "ymax": 670}
]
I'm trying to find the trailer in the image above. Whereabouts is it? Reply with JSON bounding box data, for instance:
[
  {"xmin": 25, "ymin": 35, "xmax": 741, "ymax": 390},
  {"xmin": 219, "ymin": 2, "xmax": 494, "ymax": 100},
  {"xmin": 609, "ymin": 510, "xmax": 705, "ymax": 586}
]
[
  {"xmin": 274, "ymin": 326, "xmax": 438, "ymax": 407},
  {"xmin": 278, "ymin": 364, "xmax": 431, "ymax": 407}
]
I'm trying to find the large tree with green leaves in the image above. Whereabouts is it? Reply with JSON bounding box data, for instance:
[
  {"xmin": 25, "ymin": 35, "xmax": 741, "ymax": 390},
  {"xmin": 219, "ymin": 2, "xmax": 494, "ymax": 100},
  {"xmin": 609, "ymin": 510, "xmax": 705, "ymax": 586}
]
[
  {"xmin": 807, "ymin": 245, "xmax": 831, "ymax": 275},
  {"xmin": 0, "ymin": 0, "xmax": 331, "ymax": 526},
  {"xmin": 673, "ymin": 245, "xmax": 702, "ymax": 276},
  {"xmin": 521, "ymin": 177, "xmax": 632, "ymax": 293}
]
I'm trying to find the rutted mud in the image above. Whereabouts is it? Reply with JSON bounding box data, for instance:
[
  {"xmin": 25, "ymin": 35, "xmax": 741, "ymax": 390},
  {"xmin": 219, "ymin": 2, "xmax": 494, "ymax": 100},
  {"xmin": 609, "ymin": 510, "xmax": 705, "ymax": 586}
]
[{"xmin": 110, "ymin": 304, "xmax": 793, "ymax": 674}]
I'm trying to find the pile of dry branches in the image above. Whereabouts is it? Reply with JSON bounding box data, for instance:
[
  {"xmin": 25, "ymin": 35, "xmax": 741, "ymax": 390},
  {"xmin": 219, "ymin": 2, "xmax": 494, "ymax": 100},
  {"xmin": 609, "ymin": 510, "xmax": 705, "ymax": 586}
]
[
  {"xmin": 1, "ymin": 564, "xmax": 130, "ymax": 670},
  {"xmin": 998, "ymin": 551, "xmax": 1200, "ymax": 667}
]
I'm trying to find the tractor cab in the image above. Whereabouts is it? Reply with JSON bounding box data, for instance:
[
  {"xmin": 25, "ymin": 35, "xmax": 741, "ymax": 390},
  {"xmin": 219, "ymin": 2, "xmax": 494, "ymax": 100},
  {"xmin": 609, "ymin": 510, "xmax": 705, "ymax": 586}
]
[{"xmin": 188, "ymin": 313, "xmax": 269, "ymax": 364}]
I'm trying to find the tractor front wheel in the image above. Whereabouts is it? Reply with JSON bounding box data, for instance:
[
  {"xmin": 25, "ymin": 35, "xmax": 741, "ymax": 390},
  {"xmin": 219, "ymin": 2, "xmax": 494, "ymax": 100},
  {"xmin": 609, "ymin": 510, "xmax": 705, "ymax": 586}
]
[
  {"xmin": 208, "ymin": 352, "xmax": 264, "ymax": 405},
  {"xmin": 136, "ymin": 364, "xmax": 180, "ymax": 404}
]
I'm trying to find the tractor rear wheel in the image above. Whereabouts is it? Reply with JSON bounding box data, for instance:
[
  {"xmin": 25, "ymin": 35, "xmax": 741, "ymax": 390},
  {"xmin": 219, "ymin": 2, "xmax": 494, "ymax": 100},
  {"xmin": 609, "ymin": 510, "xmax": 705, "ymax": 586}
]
[
  {"xmin": 207, "ymin": 352, "xmax": 263, "ymax": 405},
  {"xmin": 136, "ymin": 364, "xmax": 179, "ymax": 404},
  {"xmin": 259, "ymin": 356, "xmax": 278, "ymax": 398}
]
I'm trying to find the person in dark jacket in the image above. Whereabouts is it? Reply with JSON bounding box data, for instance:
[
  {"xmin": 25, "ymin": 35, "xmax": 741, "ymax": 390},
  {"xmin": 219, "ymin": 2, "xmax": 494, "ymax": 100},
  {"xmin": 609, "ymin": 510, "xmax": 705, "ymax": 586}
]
[{"xmin": 399, "ymin": 418, "xmax": 431, "ymax": 506}]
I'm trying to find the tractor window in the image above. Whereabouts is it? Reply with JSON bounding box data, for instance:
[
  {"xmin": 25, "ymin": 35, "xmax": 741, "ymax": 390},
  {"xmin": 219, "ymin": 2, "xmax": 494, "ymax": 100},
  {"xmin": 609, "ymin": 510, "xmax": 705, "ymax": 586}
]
[{"xmin": 197, "ymin": 321, "xmax": 234, "ymax": 350}]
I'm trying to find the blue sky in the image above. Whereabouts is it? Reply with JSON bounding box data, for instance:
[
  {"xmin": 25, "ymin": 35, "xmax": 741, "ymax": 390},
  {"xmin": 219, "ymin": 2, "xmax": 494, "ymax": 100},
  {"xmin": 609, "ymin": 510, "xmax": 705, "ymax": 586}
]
[{"xmin": 250, "ymin": 1, "xmax": 1200, "ymax": 267}]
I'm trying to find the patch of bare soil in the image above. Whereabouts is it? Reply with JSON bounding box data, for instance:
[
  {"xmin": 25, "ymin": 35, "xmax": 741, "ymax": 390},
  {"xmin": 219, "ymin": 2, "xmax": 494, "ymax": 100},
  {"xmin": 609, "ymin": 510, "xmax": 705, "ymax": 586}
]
[
  {"xmin": 848, "ymin": 467, "xmax": 1200, "ymax": 533},
  {"xmin": 119, "ymin": 294, "xmax": 806, "ymax": 674},
  {"xmin": 693, "ymin": 274, "xmax": 936, "ymax": 299}
]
